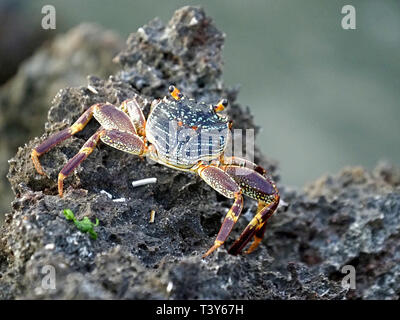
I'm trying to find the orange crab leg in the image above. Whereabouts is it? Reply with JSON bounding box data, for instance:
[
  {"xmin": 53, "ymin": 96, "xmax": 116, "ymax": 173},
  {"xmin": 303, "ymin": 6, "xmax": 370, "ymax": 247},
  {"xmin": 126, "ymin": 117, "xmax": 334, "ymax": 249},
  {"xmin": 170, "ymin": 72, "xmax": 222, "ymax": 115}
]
[
  {"xmin": 228, "ymin": 196, "xmax": 279, "ymax": 255},
  {"xmin": 32, "ymin": 104, "xmax": 99, "ymax": 175},
  {"xmin": 245, "ymin": 221, "xmax": 267, "ymax": 254}
]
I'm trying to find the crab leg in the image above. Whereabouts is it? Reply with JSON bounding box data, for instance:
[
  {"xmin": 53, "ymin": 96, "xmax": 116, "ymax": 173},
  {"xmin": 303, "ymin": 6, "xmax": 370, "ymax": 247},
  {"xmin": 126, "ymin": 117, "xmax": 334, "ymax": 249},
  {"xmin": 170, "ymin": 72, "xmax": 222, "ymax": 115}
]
[
  {"xmin": 58, "ymin": 128, "xmax": 146, "ymax": 197},
  {"xmin": 221, "ymin": 156, "xmax": 267, "ymax": 176},
  {"xmin": 202, "ymin": 193, "xmax": 244, "ymax": 258},
  {"xmin": 120, "ymin": 98, "xmax": 146, "ymax": 136},
  {"xmin": 32, "ymin": 104, "xmax": 99, "ymax": 175},
  {"xmin": 58, "ymin": 128, "xmax": 105, "ymax": 196},
  {"xmin": 245, "ymin": 220, "xmax": 267, "ymax": 254},
  {"xmin": 93, "ymin": 103, "xmax": 147, "ymax": 154},
  {"xmin": 196, "ymin": 164, "xmax": 244, "ymax": 257},
  {"xmin": 228, "ymin": 199, "xmax": 279, "ymax": 255},
  {"xmin": 220, "ymin": 163, "xmax": 279, "ymax": 254},
  {"xmin": 244, "ymin": 201, "xmax": 268, "ymax": 254},
  {"xmin": 100, "ymin": 129, "xmax": 145, "ymax": 155}
]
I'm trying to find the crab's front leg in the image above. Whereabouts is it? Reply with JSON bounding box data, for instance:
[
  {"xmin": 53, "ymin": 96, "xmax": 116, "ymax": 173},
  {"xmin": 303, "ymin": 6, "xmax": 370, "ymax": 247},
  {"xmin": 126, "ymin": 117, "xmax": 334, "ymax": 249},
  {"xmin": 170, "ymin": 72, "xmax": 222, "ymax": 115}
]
[
  {"xmin": 195, "ymin": 163, "xmax": 244, "ymax": 258},
  {"xmin": 120, "ymin": 97, "xmax": 146, "ymax": 137},
  {"xmin": 220, "ymin": 162, "xmax": 280, "ymax": 255}
]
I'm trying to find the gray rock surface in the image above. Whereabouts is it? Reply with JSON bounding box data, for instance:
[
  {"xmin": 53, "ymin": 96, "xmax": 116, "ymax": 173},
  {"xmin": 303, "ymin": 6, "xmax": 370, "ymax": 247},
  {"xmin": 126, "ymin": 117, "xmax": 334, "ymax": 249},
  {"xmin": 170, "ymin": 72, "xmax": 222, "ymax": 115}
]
[{"xmin": 1, "ymin": 6, "xmax": 399, "ymax": 300}]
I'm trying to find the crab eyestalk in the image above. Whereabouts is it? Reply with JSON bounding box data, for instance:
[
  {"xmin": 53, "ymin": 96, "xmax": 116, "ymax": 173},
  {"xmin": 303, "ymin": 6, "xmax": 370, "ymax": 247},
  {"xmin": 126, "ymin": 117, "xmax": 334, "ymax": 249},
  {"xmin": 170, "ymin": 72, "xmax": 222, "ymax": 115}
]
[
  {"xmin": 168, "ymin": 85, "xmax": 183, "ymax": 100},
  {"xmin": 214, "ymin": 99, "xmax": 228, "ymax": 112}
]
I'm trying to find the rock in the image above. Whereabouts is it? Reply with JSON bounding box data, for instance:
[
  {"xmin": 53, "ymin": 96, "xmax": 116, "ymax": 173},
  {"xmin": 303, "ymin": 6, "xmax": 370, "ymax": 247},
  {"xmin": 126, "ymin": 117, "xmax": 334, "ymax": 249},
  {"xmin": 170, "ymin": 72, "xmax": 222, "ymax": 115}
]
[{"xmin": 1, "ymin": 6, "xmax": 399, "ymax": 300}]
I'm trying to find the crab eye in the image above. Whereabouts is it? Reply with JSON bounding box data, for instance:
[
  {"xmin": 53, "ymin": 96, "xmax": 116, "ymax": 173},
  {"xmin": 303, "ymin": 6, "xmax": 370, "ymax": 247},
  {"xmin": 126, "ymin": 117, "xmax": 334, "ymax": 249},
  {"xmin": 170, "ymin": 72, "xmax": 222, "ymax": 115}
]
[
  {"xmin": 214, "ymin": 99, "xmax": 228, "ymax": 112},
  {"xmin": 168, "ymin": 85, "xmax": 183, "ymax": 100}
]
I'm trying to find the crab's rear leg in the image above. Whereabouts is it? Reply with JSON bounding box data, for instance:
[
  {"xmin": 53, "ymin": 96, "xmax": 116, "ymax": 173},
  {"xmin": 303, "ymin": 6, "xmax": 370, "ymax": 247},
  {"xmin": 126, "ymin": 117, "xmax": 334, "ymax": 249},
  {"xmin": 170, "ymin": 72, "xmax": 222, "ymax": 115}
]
[
  {"xmin": 32, "ymin": 104, "xmax": 100, "ymax": 175},
  {"xmin": 195, "ymin": 164, "xmax": 244, "ymax": 258},
  {"xmin": 244, "ymin": 202, "xmax": 268, "ymax": 254},
  {"xmin": 228, "ymin": 199, "xmax": 279, "ymax": 255},
  {"xmin": 220, "ymin": 163, "xmax": 280, "ymax": 255}
]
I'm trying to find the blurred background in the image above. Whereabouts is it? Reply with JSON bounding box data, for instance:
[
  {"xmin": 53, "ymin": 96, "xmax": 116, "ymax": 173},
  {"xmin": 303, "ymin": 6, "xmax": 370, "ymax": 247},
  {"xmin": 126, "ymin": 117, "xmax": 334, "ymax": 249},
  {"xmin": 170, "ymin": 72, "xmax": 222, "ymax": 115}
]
[{"xmin": 0, "ymin": 0, "xmax": 399, "ymax": 217}]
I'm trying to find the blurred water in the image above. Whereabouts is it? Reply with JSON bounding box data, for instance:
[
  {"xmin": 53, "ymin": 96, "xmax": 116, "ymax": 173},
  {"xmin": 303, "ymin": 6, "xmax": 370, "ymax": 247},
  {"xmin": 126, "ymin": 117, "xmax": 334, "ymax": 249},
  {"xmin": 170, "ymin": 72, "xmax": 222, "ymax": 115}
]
[{"xmin": 17, "ymin": 0, "xmax": 400, "ymax": 188}]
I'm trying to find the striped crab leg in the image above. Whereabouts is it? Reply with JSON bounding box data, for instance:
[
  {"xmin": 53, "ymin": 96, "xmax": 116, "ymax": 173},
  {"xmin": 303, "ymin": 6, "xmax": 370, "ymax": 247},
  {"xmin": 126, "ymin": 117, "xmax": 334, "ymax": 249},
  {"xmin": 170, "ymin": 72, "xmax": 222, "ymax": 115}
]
[
  {"xmin": 58, "ymin": 128, "xmax": 105, "ymax": 196},
  {"xmin": 195, "ymin": 163, "xmax": 244, "ymax": 258},
  {"xmin": 33, "ymin": 102, "xmax": 147, "ymax": 197},
  {"xmin": 220, "ymin": 162, "xmax": 280, "ymax": 255},
  {"xmin": 228, "ymin": 198, "xmax": 279, "ymax": 255},
  {"xmin": 31, "ymin": 104, "xmax": 99, "ymax": 175}
]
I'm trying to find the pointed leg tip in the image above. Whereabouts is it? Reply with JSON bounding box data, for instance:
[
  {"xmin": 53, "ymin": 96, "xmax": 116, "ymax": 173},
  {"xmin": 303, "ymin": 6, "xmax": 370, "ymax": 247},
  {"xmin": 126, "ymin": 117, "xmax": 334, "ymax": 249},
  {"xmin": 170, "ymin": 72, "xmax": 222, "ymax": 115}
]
[
  {"xmin": 202, "ymin": 247, "xmax": 216, "ymax": 259},
  {"xmin": 244, "ymin": 238, "xmax": 262, "ymax": 255},
  {"xmin": 58, "ymin": 185, "xmax": 64, "ymax": 198},
  {"xmin": 31, "ymin": 150, "xmax": 46, "ymax": 175},
  {"xmin": 244, "ymin": 247, "xmax": 256, "ymax": 255},
  {"xmin": 36, "ymin": 167, "xmax": 46, "ymax": 176},
  {"xmin": 58, "ymin": 173, "xmax": 66, "ymax": 197},
  {"xmin": 202, "ymin": 242, "xmax": 223, "ymax": 258}
]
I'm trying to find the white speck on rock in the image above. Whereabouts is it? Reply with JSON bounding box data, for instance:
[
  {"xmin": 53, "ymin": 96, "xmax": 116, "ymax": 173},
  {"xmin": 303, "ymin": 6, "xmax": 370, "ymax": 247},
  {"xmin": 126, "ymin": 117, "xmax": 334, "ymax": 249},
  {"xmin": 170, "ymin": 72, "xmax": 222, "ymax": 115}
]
[
  {"xmin": 100, "ymin": 190, "xmax": 113, "ymax": 199},
  {"xmin": 45, "ymin": 243, "xmax": 55, "ymax": 250},
  {"xmin": 189, "ymin": 17, "xmax": 198, "ymax": 25},
  {"xmin": 132, "ymin": 177, "xmax": 157, "ymax": 188},
  {"xmin": 87, "ymin": 85, "xmax": 98, "ymax": 94},
  {"xmin": 166, "ymin": 281, "xmax": 173, "ymax": 293}
]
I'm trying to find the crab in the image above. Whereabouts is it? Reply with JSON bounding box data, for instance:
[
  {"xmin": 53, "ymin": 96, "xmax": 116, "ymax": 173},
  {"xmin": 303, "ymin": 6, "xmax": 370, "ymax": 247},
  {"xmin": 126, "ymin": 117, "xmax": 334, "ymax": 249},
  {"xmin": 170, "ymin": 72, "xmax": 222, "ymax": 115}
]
[{"xmin": 31, "ymin": 86, "xmax": 280, "ymax": 257}]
